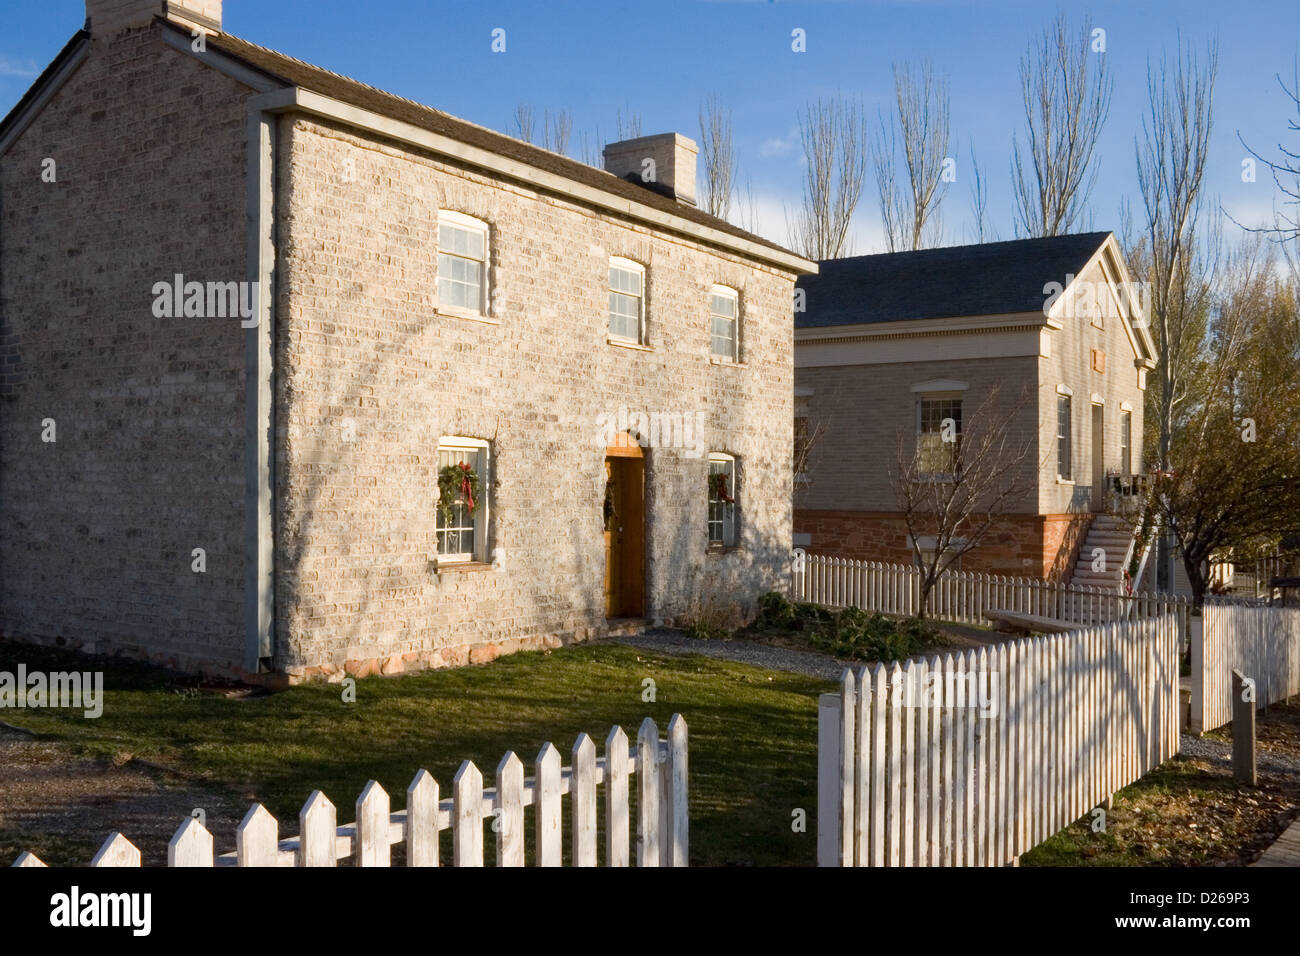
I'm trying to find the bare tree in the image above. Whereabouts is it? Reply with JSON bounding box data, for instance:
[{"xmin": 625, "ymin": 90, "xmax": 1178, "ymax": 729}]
[
  {"xmin": 890, "ymin": 385, "xmax": 1037, "ymax": 618},
  {"xmin": 1134, "ymin": 39, "xmax": 1219, "ymax": 589},
  {"xmin": 873, "ymin": 61, "xmax": 951, "ymax": 251},
  {"xmin": 967, "ymin": 137, "xmax": 995, "ymax": 243},
  {"xmin": 543, "ymin": 108, "xmax": 573, "ymax": 155},
  {"xmin": 1012, "ymin": 15, "xmax": 1113, "ymax": 237},
  {"xmin": 698, "ymin": 95, "xmax": 736, "ymax": 219},
  {"xmin": 512, "ymin": 103, "xmax": 535, "ymax": 144},
  {"xmin": 1234, "ymin": 59, "xmax": 1300, "ymax": 284},
  {"xmin": 786, "ymin": 96, "xmax": 868, "ymax": 260},
  {"xmin": 616, "ymin": 107, "xmax": 643, "ymax": 141},
  {"xmin": 734, "ymin": 177, "xmax": 764, "ymax": 236},
  {"xmin": 1158, "ymin": 238, "xmax": 1300, "ymax": 606}
]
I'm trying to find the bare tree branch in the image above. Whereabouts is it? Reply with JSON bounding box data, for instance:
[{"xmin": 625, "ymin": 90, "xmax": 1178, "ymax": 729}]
[
  {"xmin": 786, "ymin": 96, "xmax": 868, "ymax": 259},
  {"xmin": 698, "ymin": 95, "xmax": 737, "ymax": 220},
  {"xmin": 512, "ymin": 103, "xmax": 535, "ymax": 144},
  {"xmin": 874, "ymin": 61, "xmax": 951, "ymax": 251},
  {"xmin": 1012, "ymin": 15, "xmax": 1113, "ymax": 236}
]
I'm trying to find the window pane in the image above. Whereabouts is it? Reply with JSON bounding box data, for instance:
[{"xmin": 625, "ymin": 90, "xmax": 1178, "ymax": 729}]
[
  {"xmin": 710, "ymin": 315, "xmax": 736, "ymax": 358},
  {"xmin": 1057, "ymin": 397, "xmax": 1071, "ymax": 478},
  {"xmin": 438, "ymin": 253, "xmax": 483, "ymax": 311},
  {"xmin": 440, "ymin": 223, "xmax": 484, "ymax": 260},
  {"xmin": 610, "ymin": 266, "xmax": 642, "ymax": 296},
  {"xmin": 708, "ymin": 458, "xmax": 736, "ymax": 546},
  {"xmin": 711, "ymin": 292, "xmax": 736, "ymax": 318},
  {"xmin": 609, "ymin": 290, "xmax": 640, "ymax": 339},
  {"xmin": 437, "ymin": 446, "xmax": 483, "ymax": 557}
]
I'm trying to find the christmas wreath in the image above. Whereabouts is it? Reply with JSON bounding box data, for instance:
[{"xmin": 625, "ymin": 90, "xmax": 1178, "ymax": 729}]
[
  {"xmin": 438, "ymin": 461, "xmax": 482, "ymax": 525},
  {"xmin": 709, "ymin": 471, "xmax": 735, "ymax": 504}
]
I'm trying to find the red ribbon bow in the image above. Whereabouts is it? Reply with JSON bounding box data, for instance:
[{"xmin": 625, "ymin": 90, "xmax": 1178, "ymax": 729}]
[{"xmin": 458, "ymin": 461, "xmax": 477, "ymax": 513}]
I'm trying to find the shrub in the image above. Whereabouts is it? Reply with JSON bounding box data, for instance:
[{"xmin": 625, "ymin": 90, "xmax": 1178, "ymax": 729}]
[
  {"xmin": 809, "ymin": 608, "xmax": 940, "ymax": 663},
  {"xmin": 682, "ymin": 597, "xmax": 743, "ymax": 641}
]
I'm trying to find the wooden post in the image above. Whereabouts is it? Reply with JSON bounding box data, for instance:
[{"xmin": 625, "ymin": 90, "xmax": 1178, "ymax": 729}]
[
  {"xmin": 816, "ymin": 690, "xmax": 842, "ymax": 867},
  {"xmin": 1231, "ymin": 669, "xmax": 1257, "ymax": 786}
]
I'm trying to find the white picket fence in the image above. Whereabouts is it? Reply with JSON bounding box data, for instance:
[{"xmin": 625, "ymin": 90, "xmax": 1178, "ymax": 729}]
[
  {"xmin": 794, "ymin": 553, "xmax": 1191, "ymax": 636},
  {"xmin": 1191, "ymin": 602, "xmax": 1300, "ymax": 733},
  {"xmin": 816, "ymin": 615, "xmax": 1181, "ymax": 866},
  {"xmin": 12, "ymin": 715, "xmax": 687, "ymax": 868}
]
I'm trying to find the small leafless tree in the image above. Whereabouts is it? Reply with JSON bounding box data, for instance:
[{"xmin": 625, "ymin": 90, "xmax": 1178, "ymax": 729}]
[
  {"xmin": 968, "ymin": 138, "xmax": 994, "ymax": 243},
  {"xmin": 543, "ymin": 108, "xmax": 573, "ymax": 155},
  {"xmin": 616, "ymin": 107, "xmax": 643, "ymax": 141},
  {"xmin": 1011, "ymin": 15, "xmax": 1113, "ymax": 237},
  {"xmin": 512, "ymin": 103, "xmax": 535, "ymax": 144},
  {"xmin": 734, "ymin": 177, "xmax": 763, "ymax": 235},
  {"xmin": 1135, "ymin": 38, "xmax": 1219, "ymax": 589},
  {"xmin": 873, "ymin": 61, "xmax": 951, "ymax": 251},
  {"xmin": 889, "ymin": 385, "xmax": 1037, "ymax": 618},
  {"xmin": 786, "ymin": 96, "xmax": 868, "ymax": 259},
  {"xmin": 698, "ymin": 95, "xmax": 736, "ymax": 219}
]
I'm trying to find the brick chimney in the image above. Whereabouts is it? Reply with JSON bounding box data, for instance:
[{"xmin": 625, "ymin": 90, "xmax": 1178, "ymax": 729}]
[
  {"xmin": 85, "ymin": 0, "xmax": 222, "ymax": 37},
  {"xmin": 603, "ymin": 133, "xmax": 698, "ymax": 207}
]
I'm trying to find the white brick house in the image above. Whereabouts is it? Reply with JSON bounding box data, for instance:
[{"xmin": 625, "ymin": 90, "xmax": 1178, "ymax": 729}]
[
  {"xmin": 794, "ymin": 233, "xmax": 1156, "ymax": 580},
  {"xmin": 0, "ymin": 0, "xmax": 815, "ymax": 681}
]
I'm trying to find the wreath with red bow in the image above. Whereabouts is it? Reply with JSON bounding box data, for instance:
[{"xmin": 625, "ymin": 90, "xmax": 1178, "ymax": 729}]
[
  {"xmin": 710, "ymin": 471, "xmax": 735, "ymax": 504},
  {"xmin": 438, "ymin": 461, "xmax": 482, "ymax": 525}
]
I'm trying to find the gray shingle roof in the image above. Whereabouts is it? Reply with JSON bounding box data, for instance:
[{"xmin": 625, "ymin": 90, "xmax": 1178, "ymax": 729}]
[{"xmin": 795, "ymin": 232, "xmax": 1113, "ymax": 329}]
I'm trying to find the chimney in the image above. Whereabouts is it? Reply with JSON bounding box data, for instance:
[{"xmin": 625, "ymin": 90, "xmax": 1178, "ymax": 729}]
[
  {"xmin": 85, "ymin": 0, "xmax": 222, "ymax": 38},
  {"xmin": 603, "ymin": 133, "xmax": 698, "ymax": 207}
]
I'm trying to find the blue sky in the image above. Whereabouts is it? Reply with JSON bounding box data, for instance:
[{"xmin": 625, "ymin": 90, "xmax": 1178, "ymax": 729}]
[{"xmin": 3, "ymin": 0, "xmax": 1297, "ymax": 252}]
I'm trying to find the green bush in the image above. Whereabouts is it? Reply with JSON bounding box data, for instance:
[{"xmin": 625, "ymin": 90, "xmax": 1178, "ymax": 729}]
[
  {"xmin": 754, "ymin": 591, "xmax": 831, "ymax": 631},
  {"xmin": 809, "ymin": 607, "xmax": 940, "ymax": 663}
]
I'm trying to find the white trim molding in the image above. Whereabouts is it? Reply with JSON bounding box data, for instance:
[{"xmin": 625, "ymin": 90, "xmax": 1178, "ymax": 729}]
[
  {"xmin": 1056, "ymin": 383, "xmax": 1074, "ymax": 397},
  {"xmin": 910, "ymin": 379, "xmax": 969, "ymax": 393}
]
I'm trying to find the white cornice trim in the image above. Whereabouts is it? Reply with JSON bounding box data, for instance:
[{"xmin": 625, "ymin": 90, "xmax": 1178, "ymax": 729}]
[
  {"xmin": 253, "ymin": 86, "xmax": 815, "ymax": 275},
  {"xmin": 795, "ymin": 311, "xmax": 1047, "ymax": 343}
]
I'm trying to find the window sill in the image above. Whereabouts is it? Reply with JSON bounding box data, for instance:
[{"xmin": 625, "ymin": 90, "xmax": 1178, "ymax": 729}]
[
  {"xmin": 706, "ymin": 544, "xmax": 742, "ymax": 556},
  {"xmin": 432, "ymin": 560, "xmax": 496, "ymax": 575},
  {"xmin": 607, "ymin": 337, "xmax": 654, "ymax": 352},
  {"xmin": 709, "ymin": 357, "xmax": 747, "ymax": 368},
  {"xmin": 1056, "ymin": 477, "xmax": 1075, "ymax": 485},
  {"xmin": 436, "ymin": 307, "xmax": 500, "ymax": 326}
]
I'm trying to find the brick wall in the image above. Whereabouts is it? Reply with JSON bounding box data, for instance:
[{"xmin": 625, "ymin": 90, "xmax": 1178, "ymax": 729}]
[
  {"xmin": 0, "ymin": 24, "xmax": 249, "ymax": 673},
  {"xmin": 793, "ymin": 510, "xmax": 1079, "ymax": 578},
  {"xmin": 273, "ymin": 116, "xmax": 798, "ymax": 676}
]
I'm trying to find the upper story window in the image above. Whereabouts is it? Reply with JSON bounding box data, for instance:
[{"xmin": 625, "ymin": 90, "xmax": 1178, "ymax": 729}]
[
  {"xmin": 437, "ymin": 211, "xmax": 489, "ymax": 316},
  {"xmin": 436, "ymin": 437, "xmax": 490, "ymax": 563},
  {"xmin": 608, "ymin": 257, "xmax": 646, "ymax": 343},
  {"xmin": 710, "ymin": 286, "xmax": 739, "ymax": 361},
  {"xmin": 916, "ymin": 396, "xmax": 963, "ymax": 477},
  {"xmin": 1056, "ymin": 394, "xmax": 1073, "ymax": 480},
  {"xmin": 707, "ymin": 453, "xmax": 738, "ymax": 547}
]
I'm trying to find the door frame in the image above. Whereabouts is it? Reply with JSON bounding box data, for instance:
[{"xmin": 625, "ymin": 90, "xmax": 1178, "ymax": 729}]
[{"xmin": 604, "ymin": 436, "xmax": 646, "ymax": 618}]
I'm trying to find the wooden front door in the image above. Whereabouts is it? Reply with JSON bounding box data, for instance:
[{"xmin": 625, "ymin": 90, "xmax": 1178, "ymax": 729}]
[{"xmin": 603, "ymin": 447, "xmax": 645, "ymax": 618}]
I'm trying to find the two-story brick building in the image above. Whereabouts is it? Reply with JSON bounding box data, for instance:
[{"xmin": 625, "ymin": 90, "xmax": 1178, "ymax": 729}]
[
  {"xmin": 794, "ymin": 232, "xmax": 1156, "ymax": 582},
  {"xmin": 0, "ymin": 0, "xmax": 815, "ymax": 681}
]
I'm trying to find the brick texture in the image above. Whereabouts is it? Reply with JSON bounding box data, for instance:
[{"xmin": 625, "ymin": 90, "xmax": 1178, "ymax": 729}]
[{"xmin": 0, "ymin": 24, "xmax": 248, "ymax": 673}]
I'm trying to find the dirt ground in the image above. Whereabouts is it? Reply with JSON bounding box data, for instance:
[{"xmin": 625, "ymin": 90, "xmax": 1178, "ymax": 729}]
[{"xmin": 0, "ymin": 725, "xmax": 248, "ymax": 867}]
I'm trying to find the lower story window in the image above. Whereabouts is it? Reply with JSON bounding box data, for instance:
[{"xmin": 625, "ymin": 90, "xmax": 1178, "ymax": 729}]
[
  {"xmin": 708, "ymin": 453, "xmax": 738, "ymax": 547},
  {"xmin": 436, "ymin": 438, "xmax": 489, "ymax": 562}
]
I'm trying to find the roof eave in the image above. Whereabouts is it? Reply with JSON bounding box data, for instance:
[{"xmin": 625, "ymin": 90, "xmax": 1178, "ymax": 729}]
[{"xmin": 0, "ymin": 31, "xmax": 91, "ymax": 157}]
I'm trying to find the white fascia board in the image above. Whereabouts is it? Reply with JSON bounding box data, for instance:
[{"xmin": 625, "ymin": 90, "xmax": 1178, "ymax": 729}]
[
  {"xmin": 795, "ymin": 311, "xmax": 1049, "ymax": 343},
  {"xmin": 256, "ymin": 87, "xmax": 816, "ymax": 275},
  {"xmin": 162, "ymin": 28, "xmax": 280, "ymax": 92}
]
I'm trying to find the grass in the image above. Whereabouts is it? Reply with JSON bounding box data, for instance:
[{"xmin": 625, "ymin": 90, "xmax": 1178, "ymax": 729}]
[
  {"xmin": 0, "ymin": 639, "xmax": 831, "ymax": 866},
  {"xmin": 1024, "ymin": 750, "xmax": 1300, "ymax": 866}
]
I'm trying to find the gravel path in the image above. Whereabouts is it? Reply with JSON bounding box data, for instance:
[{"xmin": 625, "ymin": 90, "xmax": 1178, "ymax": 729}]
[
  {"xmin": 1178, "ymin": 731, "xmax": 1300, "ymax": 777},
  {"xmin": 612, "ymin": 628, "xmax": 847, "ymax": 681}
]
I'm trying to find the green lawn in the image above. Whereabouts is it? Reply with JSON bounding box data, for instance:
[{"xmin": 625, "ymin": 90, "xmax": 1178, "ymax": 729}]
[{"xmin": 0, "ymin": 640, "xmax": 831, "ymax": 866}]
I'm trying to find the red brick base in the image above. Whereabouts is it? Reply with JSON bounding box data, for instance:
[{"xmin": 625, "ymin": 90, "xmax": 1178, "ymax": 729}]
[{"xmin": 794, "ymin": 510, "xmax": 1093, "ymax": 582}]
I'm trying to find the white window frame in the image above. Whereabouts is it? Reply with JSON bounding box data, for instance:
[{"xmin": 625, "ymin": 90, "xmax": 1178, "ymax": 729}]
[
  {"xmin": 707, "ymin": 453, "xmax": 738, "ymax": 547},
  {"xmin": 1056, "ymin": 394, "xmax": 1072, "ymax": 481},
  {"xmin": 437, "ymin": 210, "xmax": 490, "ymax": 318},
  {"xmin": 608, "ymin": 256, "xmax": 646, "ymax": 344},
  {"xmin": 914, "ymin": 392, "xmax": 964, "ymax": 480},
  {"xmin": 709, "ymin": 285, "xmax": 740, "ymax": 362},
  {"xmin": 1119, "ymin": 409, "xmax": 1132, "ymax": 477},
  {"xmin": 435, "ymin": 436, "xmax": 490, "ymax": 564}
]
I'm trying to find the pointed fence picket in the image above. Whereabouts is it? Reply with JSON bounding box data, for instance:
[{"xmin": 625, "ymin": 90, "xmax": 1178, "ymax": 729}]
[
  {"xmin": 1191, "ymin": 602, "xmax": 1300, "ymax": 733},
  {"xmin": 792, "ymin": 554, "xmax": 1191, "ymax": 644},
  {"xmin": 10, "ymin": 716, "xmax": 687, "ymax": 869},
  {"xmin": 817, "ymin": 615, "xmax": 1181, "ymax": 866}
]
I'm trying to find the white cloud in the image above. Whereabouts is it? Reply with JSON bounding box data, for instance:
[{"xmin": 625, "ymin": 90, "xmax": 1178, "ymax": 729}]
[
  {"xmin": 729, "ymin": 188, "xmax": 886, "ymax": 257},
  {"xmin": 759, "ymin": 136, "xmax": 794, "ymax": 159},
  {"xmin": 0, "ymin": 55, "xmax": 39, "ymax": 78}
]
